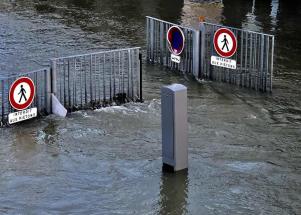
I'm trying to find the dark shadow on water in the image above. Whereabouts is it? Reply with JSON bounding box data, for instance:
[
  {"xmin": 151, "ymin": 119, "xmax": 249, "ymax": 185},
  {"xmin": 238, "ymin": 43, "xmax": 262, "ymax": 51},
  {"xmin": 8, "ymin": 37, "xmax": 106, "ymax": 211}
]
[{"xmin": 159, "ymin": 170, "xmax": 189, "ymax": 215}]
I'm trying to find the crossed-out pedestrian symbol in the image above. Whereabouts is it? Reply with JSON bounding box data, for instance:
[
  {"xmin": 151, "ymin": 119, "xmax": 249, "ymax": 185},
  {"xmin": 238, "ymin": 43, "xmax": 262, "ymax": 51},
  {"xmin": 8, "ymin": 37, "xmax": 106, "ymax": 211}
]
[
  {"xmin": 213, "ymin": 28, "xmax": 237, "ymax": 58},
  {"xmin": 221, "ymin": 35, "xmax": 229, "ymax": 52},
  {"xmin": 9, "ymin": 77, "xmax": 35, "ymax": 111},
  {"xmin": 18, "ymin": 85, "xmax": 27, "ymax": 103}
]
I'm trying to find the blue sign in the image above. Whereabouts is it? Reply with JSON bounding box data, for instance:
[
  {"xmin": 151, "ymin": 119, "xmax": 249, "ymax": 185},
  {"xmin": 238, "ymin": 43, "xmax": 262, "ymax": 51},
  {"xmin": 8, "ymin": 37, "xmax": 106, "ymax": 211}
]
[{"xmin": 167, "ymin": 26, "xmax": 185, "ymax": 56}]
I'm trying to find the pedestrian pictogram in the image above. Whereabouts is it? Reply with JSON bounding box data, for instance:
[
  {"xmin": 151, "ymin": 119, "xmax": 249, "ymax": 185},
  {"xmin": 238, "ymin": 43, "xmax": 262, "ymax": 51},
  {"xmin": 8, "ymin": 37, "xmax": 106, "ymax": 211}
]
[
  {"xmin": 9, "ymin": 77, "xmax": 35, "ymax": 111},
  {"xmin": 167, "ymin": 26, "xmax": 185, "ymax": 56},
  {"xmin": 213, "ymin": 28, "xmax": 237, "ymax": 58},
  {"xmin": 18, "ymin": 84, "xmax": 27, "ymax": 103}
]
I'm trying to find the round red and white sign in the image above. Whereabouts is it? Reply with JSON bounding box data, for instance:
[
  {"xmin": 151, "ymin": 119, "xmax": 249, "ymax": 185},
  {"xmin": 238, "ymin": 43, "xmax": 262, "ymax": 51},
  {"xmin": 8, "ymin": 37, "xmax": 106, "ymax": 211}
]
[
  {"xmin": 213, "ymin": 28, "xmax": 237, "ymax": 58},
  {"xmin": 9, "ymin": 77, "xmax": 35, "ymax": 111}
]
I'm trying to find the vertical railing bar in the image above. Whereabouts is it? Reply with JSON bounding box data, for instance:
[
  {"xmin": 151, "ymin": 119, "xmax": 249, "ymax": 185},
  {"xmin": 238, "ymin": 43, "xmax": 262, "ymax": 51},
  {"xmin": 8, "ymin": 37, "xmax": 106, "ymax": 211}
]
[
  {"xmin": 254, "ymin": 34, "xmax": 259, "ymax": 91},
  {"xmin": 90, "ymin": 54, "xmax": 93, "ymax": 105},
  {"xmin": 35, "ymin": 71, "xmax": 39, "ymax": 111},
  {"xmin": 2, "ymin": 80, "xmax": 5, "ymax": 124},
  {"xmin": 74, "ymin": 58, "xmax": 77, "ymax": 107},
  {"xmin": 270, "ymin": 36, "xmax": 274, "ymax": 92},
  {"xmin": 240, "ymin": 31, "xmax": 244, "ymax": 87},
  {"xmin": 113, "ymin": 52, "xmax": 116, "ymax": 97},
  {"xmin": 119, "ymin": 51, "xmax": 121, "ymax": 94},
  {"xmin": 146, "ymin": 17, "xmax": 150, "ymax": 61},
  {"xmin": 127, "ymin": 50, "xmax": 131, "ymax": 98},
  {"xmin": 68, "ymin": 59, "xmax": 71, "ymax": 109},
  {"xmin": 102, "ymin": 54, "xmax": 106, "ymax": 102},
  {"xmin": 99, "ymin": 54, "xmax": 102, "ymax": 102},
  {"xmin": 63, "ymin": 59, "xmax": 67, "ymax": 106},
  {"xmin": 110, "ymin": 53, "xmax": 113, "ymax": 101},
  {"xmin": 139, "ymin": 51, "xmax": 143, "ymax": 102},
  {"xmin": 44, "ymin": 69, "xmax": 48, "ymax": 113},
  {"xmin": 260, "ymin": 34, "xmax": 265, "ymax": 91},
  {"xmin": 265, "ymin": 36, "xmax": 270, "ymax": 92}
]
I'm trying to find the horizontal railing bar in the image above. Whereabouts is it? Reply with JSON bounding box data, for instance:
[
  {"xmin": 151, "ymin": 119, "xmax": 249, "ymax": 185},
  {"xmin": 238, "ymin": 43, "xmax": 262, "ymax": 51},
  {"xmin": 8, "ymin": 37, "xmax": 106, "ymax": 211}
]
[
  {"xmin": 146, "ymin": 16, "xmax": 195, "ymax": 31},
  {"xmin": 203, "ymin": 22, "xmax": 274, "ymax": 37},
  {"xmin": 51, "ymin": 47, "xmax": 141, "ymax": 61},
  {"xmin": 0, "ymin": 68, "xmax": 49, "ymax": 81}
]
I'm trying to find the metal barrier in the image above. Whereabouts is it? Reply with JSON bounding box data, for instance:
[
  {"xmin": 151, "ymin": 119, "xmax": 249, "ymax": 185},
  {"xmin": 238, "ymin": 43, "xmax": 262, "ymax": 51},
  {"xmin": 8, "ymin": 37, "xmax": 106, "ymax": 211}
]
[
  {"xmin": 0, "ymin": 69, "xmax": 50, "ymax": 126},
  {"xmin": 200, "ymin": 22, "xmax": 274, "ymax": 92},
  {"xmin": 146, "ymin": 16, "xmax": 274, "ymax": 92},
  {"xmin": 0, "ymin": 47, "xmax": 142, "ymax": 126},
  {"xmin": 146, "ymin": 16, "xmax": 199, "ymax": 76},
  {"xmin": 51, "ymin": 47, "xmax": 142, "ymax": 110}
]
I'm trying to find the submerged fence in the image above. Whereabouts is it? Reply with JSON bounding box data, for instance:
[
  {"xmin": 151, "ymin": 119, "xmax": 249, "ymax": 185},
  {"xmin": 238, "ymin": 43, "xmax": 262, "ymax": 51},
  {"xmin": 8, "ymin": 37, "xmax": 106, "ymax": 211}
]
[
  {"xmin": 0, "ymin": 47, "xmax": 142, "ymax": 125},
  {"xmin": 146, "ymin": 16, "xmax": 274, "ymax": 92}
]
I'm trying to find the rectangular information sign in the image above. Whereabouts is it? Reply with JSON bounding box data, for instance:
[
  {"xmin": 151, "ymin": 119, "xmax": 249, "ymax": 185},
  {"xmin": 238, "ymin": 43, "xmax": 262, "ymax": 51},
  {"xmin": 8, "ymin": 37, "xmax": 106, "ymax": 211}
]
[
  {"xmin": 8, "ymin": 107, "xmax": 37, "ymax": 124},
  {"xmin": 171, "ymin": 54, "xmax": 181, "ymax": 64},
  {"xmin": 211, "ymin": 56, "xmax": 237, "ymax": 70}
]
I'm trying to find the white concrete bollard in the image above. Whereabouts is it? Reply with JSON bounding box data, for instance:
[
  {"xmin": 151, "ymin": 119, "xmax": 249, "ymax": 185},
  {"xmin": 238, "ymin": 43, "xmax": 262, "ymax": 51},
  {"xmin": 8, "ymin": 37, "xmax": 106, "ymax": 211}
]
[{"xmin": 161, "ymin": 84, "xmax": 188, "ymax": 172}]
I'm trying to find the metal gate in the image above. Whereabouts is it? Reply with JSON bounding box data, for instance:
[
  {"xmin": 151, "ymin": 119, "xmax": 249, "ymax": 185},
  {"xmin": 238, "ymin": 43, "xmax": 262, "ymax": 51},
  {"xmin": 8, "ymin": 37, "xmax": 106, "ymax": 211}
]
[
  {"xmin": 146, "ymin": 16, "xmax": 274, "ymax": 92},
  {"xmin": 51, "ymin": 47, "xmax": 142, "ymax": 110}
]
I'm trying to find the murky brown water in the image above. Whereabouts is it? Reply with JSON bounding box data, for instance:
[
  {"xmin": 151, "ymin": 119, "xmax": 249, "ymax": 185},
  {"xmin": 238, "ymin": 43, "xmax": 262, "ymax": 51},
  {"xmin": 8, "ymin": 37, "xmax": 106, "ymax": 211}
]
[{"xmin": 0, "ymin": 0, "xmax": 301, "ymax": 214}]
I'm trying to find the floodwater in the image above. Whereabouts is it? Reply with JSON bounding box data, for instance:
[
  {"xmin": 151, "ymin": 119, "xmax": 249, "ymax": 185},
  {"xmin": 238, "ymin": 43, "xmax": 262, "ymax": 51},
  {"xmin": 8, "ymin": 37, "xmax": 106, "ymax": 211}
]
[{"xmin": 0, "ymin": 0, "xmax": 301, "ymax": 214}]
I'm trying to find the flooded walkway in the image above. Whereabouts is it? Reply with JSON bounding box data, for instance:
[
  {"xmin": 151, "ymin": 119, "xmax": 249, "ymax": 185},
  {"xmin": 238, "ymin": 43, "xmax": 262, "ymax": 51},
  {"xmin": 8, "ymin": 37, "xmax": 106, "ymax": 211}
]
[{"xmin": 0, "ymin": 0, "xmax": 301, "ymax": 214}]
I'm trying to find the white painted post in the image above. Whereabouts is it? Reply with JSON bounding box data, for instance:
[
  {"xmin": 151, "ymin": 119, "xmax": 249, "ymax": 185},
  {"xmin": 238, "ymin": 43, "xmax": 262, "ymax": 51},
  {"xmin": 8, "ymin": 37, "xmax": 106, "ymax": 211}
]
[
  {"xmin": 192, "ymin": 29, "xmax": 200, "ymax": 78},
  {"xmin": 161, "ymin": 84, "xmax": 188, "ymax": 172},
  {"xmin": 199, "ymin": 20, "xmax": 206, "ymax": 79}
]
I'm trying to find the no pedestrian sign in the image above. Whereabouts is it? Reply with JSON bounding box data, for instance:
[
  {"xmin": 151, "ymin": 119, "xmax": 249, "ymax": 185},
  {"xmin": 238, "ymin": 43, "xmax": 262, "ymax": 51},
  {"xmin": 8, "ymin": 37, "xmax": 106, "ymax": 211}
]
[
  {"xmin": 213, "ymin": 28, "xmax": 237, "ymax": 58},
  {"xmin": 8, "ymin": 77, "xmax": 37, "ymax": 124},
  {"xmin": 9, "ymin": 77, "xmax": 35, "ymax": 111},
  {"xmin": 212, "ymin": 28, "xmax": 237, "ymax": 69}
]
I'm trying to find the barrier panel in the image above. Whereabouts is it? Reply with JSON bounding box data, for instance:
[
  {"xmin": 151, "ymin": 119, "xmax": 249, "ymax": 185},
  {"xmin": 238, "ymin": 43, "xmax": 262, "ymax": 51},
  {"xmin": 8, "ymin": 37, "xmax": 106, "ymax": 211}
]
[
  {"xmin": 51, "ymin": 47, "xmax": 142, "ymax": 110},
  {"xmin": 0, "ymin": 47, "xmax": 142, "ymax": 126},
  {"xmin": 200, "ymin": 22, "xmax": 274, "ymax": 92},
  {"xmin": 146, "ymin": 16, "xmax": 274, "ymax": 92}
]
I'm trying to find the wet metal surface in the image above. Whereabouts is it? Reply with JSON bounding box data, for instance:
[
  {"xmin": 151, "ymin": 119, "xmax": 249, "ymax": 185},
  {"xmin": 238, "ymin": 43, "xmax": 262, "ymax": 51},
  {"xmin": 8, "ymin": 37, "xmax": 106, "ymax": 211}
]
[{"xmin": 0, "ymin": 0, "xmax": 301, "ymax": 214}]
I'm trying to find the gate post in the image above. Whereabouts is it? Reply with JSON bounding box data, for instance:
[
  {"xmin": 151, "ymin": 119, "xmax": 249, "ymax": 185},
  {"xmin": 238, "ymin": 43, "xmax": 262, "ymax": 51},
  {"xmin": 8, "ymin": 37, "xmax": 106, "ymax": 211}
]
[
  {"xmin": 192, "ymin": 29, "xmax": 200, "ymax": 79},
  {"xmin": 139, "ymin": 52, "xmax": 143, "ymax": 102},
  {"xmin": 49, "ymin": 59, "xmax": 57, "ymax": 114},
  {"xmin": 50, "ymin": 59, "xmax": 57, "ymax": 96},
  {"xmin": 45, "ymin": 69, "xmax": 52, "ymax": 114},
  {"xmin": 199, "ymin": 17, "xmax": 206, "ymax": 79}
]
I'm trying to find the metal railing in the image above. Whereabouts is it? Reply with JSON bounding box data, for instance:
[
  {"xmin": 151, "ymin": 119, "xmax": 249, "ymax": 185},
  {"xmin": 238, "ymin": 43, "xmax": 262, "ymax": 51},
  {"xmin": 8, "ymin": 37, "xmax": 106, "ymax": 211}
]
[
  {"xmin": 200, "ymin": 22, "xmax": 274, "ymax": 92},
  {"xmin": 146, "ymin": 16, "xmax": 199, "ymax": 76},
  {"xmin": 1, "ymin": 47, "xmax": 142, "ymax": 126},
  {"xmin": 146, "ymin": 16, "xmax": 274, "ymax": 92},
  {"xmin": 0, "ymin": 69, "xmax": 50, "ymax": 126}
]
